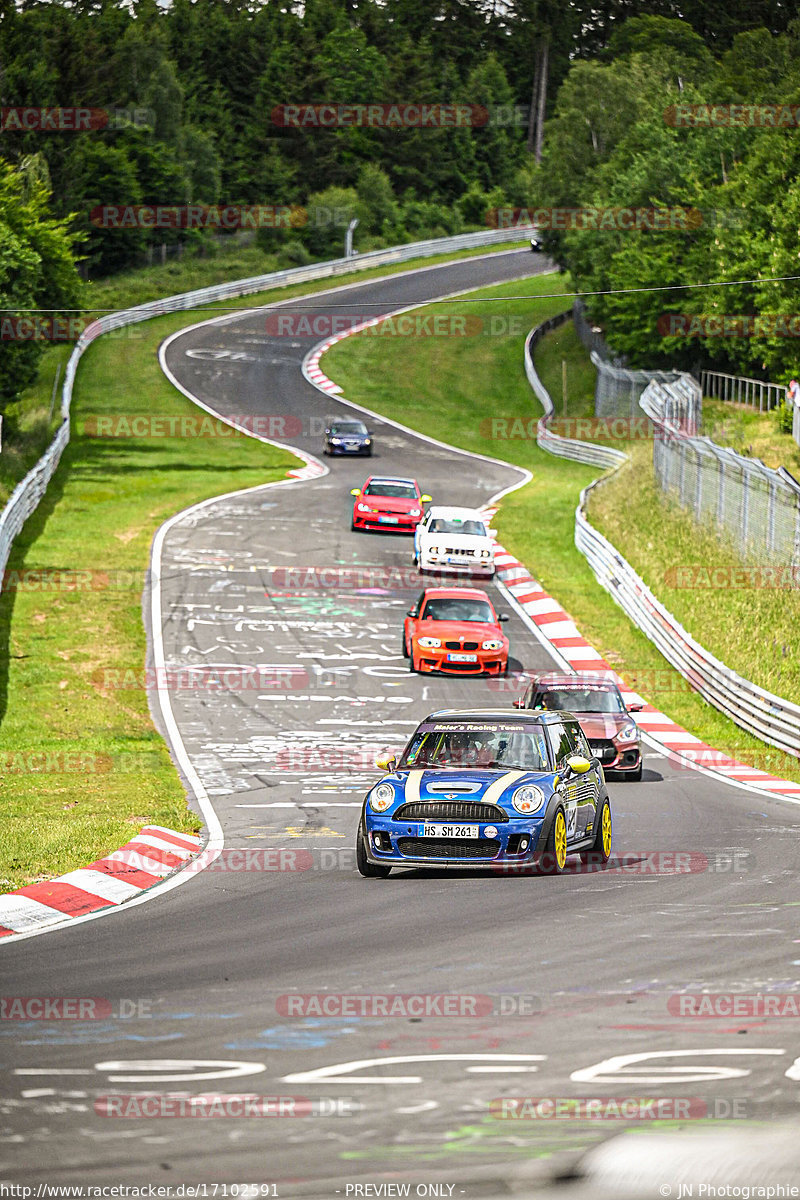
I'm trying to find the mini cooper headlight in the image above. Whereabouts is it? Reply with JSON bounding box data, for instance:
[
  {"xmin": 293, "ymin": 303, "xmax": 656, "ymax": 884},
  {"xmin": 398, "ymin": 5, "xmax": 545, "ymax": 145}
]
[
  {"xmin": 369, "ymin": 782, "xmax": 395, "ymax": 812},
  {"xmin": 418, "ymin": 636, "xmax": 442, "ymax": 648},
  {"xmin": 511, "ymin": 784, "xmax": 545, "ymax": 815},
  {"xmin": 357, "ymin": 503, "xmax": 370, "ymax": 512},
  {"xmin": 482, "ymin": 639, "xmax": 504, "ymax": 651},
  {"xmin": 615, "ymin": 723, "xmax": 638, "ymax": 743},
  {"xmin": 409, "ymin": 508, "xmax": 421, "ymax": 517}
]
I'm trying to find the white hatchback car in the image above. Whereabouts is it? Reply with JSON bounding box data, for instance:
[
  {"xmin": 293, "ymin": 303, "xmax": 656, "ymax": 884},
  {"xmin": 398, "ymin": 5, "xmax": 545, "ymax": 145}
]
[{"xmin": 413, "ymin": 505, "xmax": 495, "ymax": 576}]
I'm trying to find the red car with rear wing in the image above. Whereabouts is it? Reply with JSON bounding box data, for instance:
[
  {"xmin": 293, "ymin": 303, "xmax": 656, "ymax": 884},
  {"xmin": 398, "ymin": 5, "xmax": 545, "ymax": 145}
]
[{"xmin": 350, "ymin": 476, "xmax": 431, "ymax": 533}]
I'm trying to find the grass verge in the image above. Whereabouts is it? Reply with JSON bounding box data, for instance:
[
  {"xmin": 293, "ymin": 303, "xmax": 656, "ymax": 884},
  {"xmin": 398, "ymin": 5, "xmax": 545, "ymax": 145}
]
[
  {"xmin": 699, "ymin": 396, "xmax": 800, "ymax": 474},
  {"xmin": 323, "ymin": 277, "xmax": 800, "ymax": 786}
]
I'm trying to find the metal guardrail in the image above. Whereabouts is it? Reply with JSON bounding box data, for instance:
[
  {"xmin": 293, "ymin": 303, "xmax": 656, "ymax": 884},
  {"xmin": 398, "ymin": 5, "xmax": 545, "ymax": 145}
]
[
  {"xmin": 700, "ymin": 368, "xmax": 786, "ymax": 412},
  {"xmin": 525, "ymin": 314, "xmax": 627, "ymax": 471},
  {"xmin": 641, "ymin": 375, "xmax": 701, "ymax": 437},
  {"xmin": 642, "ymin": 378, "xmax": 800, "ymax": 567},
  {"xmin": 525, "ymin": 314, "xmax": 800, "ymax": 759},
  {"xmin": 0, "ymin": 226, "xmax": 533, "ymax": 583},
  {"xmin": 571, "ymin": 300, "xmax": 682, "ymax": 418}
]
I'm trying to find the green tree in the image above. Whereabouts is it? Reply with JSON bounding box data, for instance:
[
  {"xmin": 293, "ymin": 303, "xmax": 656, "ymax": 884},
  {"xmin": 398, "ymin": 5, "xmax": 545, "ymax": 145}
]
[{"xmin": 0, "ymin": 159, "xmax": 84, "ymax": 412}]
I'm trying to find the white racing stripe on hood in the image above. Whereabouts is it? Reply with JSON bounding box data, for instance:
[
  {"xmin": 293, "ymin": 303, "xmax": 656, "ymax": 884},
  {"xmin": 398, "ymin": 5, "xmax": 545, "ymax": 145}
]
[
  {"xmin": 405, "ymin": 770, "xmax": 423, "ymax": 804},
  {"xmin": 480, "ymin": 770, "xmax": 528, "ymax": 806}
]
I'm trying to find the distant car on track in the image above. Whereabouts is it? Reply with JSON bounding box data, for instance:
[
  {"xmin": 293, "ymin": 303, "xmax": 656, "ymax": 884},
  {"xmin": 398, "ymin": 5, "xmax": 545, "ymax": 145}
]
[
  {"xmin": 350, "ymin": 476, "xmax": 431, "ymax": 533},
  {"xmin": 403, "ymin": 586, "xmax": 509, "ymax": 676},
  {"xmin": 356, "ymin": 707, "xmax": 612, "ymax": 877},
  {"xmin": 514, "ymin": 672, "xmax": 643, "ymax": 780},
  {"xmin": 413, "ymin": 505, "xmax": 495, "ymax": 576},
  {"xmin": 324, "ymin": 418, "xmax": 373, "ymax": 456}
]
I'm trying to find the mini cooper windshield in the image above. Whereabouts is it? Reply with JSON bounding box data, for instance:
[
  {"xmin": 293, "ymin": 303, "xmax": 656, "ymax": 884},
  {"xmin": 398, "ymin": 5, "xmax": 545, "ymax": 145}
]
[{"xmin": 399, "ymin": 723, "xmax": 551, "ymax": 772}]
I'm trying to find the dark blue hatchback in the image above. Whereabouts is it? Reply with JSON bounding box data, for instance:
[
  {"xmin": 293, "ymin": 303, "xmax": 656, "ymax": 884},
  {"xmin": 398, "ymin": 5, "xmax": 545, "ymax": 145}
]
[
  {"xmin": 323, "ymin": 419, "xmax": 373, "ymax": 456},
  {"xmin": 356, "ymin": 709, "xmax": 612, "ymax": 877}
]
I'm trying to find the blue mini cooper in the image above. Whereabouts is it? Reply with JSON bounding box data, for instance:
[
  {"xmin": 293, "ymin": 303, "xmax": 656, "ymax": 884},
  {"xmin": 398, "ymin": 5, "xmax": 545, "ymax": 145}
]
[{"xmin": 356, "ymin": 708, "xmax": 612, "ymax": 877}]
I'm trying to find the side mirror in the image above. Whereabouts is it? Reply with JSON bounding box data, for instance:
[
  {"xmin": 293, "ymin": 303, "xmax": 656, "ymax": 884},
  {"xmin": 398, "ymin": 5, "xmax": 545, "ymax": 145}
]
[
  {"xmin": 406, "ymin": 609, "xmax": 416, "ymax": 617},
  {"xmin": 512, "ymin": 698, "xmax": 524, "ymax": 709},
  {"xmin": 627, "ymin": 702, "xmax": 644, "ymax": 712},
  {"xmin": 566, "ymin": 755, "xmax": 592, "ymax": 775},
  {"xmin": 375, "ymin": 755, "xmax": 397, "ymax": 771},
  {"xmin": 350, "ymin": 488, "xmax": 361, "ymax": 497},
  {"xmin": 487, "ymin": 528, "xmax": 497, "ymax": 537},
  {"xmin": 498, "ymin": 613, "xmax": 509, "ymax": 622},
  {"xmin": 420, "ymin": 494, "xmax": 432, "ymax": 503}
]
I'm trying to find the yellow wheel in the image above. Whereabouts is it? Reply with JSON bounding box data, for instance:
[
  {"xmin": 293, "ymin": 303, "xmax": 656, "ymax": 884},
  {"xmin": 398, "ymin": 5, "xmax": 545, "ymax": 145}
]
[
  {"xmin": 601, "ymin": 802, "xmax": 612, "ymax": 858},
  {"xmin": 540, "ymin": 807, "xmax": 567, "ymax": 875},
  {"xmin": 581, "ymin": 797, "xmax": 613, "ymax": 866}
]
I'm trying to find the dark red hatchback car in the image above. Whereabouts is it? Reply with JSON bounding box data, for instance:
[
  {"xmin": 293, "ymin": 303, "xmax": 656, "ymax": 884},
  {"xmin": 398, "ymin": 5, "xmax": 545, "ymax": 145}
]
[{"xmin": 514, "ymin": 672, "xmax": 643, "ymax": 779}]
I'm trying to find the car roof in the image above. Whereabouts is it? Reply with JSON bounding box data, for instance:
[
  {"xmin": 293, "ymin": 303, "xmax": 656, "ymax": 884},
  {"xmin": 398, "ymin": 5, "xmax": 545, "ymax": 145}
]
[
  {"xmin": 424, "ymin": 505, "xmax": 485, "ymax": 520},
  {"xmin": 364, "ymin": 475, "xmax": 417, "ymax": 485},
  {"xmin": 529, "ymin": 672, "xmax": 621, "ymax": 689},
  {"xmin": 420, "ymin": 587, "xmax": 492, "ymax": 601},
  {"xmin": 424, "ymin": 708, "xmax": 580, "ymax": 724}
]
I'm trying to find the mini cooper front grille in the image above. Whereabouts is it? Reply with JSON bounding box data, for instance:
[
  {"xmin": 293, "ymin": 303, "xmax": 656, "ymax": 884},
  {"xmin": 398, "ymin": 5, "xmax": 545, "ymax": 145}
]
[
  {"xmin": 444, "ymin": 641, "xmax": 479, "ymax": 651},
  {"xmin": 393, "ymin": 801, "xmax": 508, "ymax": 823},
  {"xmin": 397, "ymin": 837, "xmax": 500, "ymax": 860}
]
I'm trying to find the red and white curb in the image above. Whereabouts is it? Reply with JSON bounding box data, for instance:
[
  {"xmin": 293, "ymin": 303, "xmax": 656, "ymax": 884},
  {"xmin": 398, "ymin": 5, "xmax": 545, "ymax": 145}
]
[
  {"xmin": 488, "ymin": 526, "xmax": 800, "ymax": 802},
  {"xmin": 0, "ymin": 826, "xmax": 201, "ymax": 938},
  {"xmin": 305, "ymin": 315, "xmax": 390, "ymax": 393}
]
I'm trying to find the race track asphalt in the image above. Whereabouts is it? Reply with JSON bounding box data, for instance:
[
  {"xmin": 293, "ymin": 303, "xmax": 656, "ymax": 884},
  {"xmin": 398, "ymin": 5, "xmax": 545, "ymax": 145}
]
[{"xmin": 2, "ymin": 249, "xmax": 798, "ymax": 1194}]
